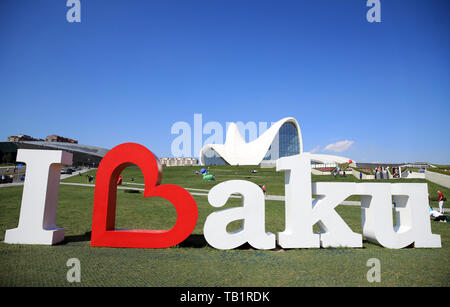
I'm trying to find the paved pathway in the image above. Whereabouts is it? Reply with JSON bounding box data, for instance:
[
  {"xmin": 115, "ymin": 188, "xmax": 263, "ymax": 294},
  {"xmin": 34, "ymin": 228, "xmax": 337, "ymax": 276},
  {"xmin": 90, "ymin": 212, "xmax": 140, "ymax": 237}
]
[
  {"xmin": 60, "ymin": 168, "xmax": 96, "ymax": 180},
  {"xmin": 60, "ymin": 181, "xmax": 238, "ymax": 198},
  {"xmin": 123, "ymin": 182, "xmax": 213, "ymax": 193},
  {"xmin": 0, "ymin": 182, "xmax": 25, "ymax": 188}
]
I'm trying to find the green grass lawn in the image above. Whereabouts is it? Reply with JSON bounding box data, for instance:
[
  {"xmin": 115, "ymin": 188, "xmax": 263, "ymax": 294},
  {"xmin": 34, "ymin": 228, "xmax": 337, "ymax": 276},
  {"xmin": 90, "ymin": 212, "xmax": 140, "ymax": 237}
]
[
  {"xmin": 65, "ymin": 165, "xmax": 450, "ymax": 206},
  {"xmin": 1, "ymin": 165, "xmax": 449, "ymax": 286}
]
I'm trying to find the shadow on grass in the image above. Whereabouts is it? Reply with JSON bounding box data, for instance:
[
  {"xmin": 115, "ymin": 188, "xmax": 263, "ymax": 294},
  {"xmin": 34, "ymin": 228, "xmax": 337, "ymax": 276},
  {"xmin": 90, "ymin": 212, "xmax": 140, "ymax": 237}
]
[
  {"xmin": 178, "ymin": 234, "xmax": 208, "ymax": 248},
  {"xmin": 178, "ymin": 234, "xmax": 260, "ymax": 250},
  {"xmin": 60, "ymin": 231, "xmax": 92, "ymax": 245},
  {"xmin": 60, "ymin": 232, "xmax": 212, "ymax": 248},
  {"xmin": 178, "ymin": 235, "xmax": 284, "ymax": 251},
  {"xmin": 59, "ymin": 232, "xmax": 211, "ymax": 248},
  {"xmin": 57, "ymin": 233, "xmax": 395, "ymax": 250}
]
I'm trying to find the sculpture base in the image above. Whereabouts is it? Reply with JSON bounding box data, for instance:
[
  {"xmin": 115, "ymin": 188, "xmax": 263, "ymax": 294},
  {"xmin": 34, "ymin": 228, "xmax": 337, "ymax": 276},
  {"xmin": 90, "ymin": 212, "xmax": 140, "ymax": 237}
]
[{"xmin": 4, "ymin": 227, "xmax": 65, "ymax": 245}]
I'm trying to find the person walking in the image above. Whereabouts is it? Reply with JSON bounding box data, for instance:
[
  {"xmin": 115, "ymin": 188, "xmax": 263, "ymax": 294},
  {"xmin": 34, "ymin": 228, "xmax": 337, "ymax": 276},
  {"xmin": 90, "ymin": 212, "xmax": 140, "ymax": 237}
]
[{"xmin": 437, "ymin": 190, "xmax": 445, "ymax": 214}]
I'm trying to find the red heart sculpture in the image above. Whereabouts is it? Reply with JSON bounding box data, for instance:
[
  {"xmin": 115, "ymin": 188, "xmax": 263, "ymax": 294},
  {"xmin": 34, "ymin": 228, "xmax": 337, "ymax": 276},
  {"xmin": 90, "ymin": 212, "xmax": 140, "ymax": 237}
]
[{"xmin": 91, "ymin": 143, "xmax": 198, "ymax": 248}]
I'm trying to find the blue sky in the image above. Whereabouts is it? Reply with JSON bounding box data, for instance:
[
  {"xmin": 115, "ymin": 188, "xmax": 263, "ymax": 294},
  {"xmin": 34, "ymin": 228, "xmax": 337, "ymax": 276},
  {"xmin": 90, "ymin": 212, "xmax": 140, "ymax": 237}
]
[{"xmin": 0, "ymin": 0, "xmax": 449, "ymax": 163}]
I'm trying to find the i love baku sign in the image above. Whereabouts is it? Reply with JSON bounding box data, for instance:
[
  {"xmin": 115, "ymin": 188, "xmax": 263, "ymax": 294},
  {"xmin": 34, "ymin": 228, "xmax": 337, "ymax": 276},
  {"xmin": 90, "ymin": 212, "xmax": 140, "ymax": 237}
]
[{"xmin": 3, "ymin": 143, "xmax": 442, "ymax": 249}]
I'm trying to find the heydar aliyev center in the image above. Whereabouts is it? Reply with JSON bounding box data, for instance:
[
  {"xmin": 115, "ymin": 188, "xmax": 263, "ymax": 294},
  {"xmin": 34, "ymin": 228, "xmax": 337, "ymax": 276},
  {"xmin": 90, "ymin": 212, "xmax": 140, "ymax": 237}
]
[{"xmin": 199, "ymin": 117, "xmax": 352, "ymax": 166}]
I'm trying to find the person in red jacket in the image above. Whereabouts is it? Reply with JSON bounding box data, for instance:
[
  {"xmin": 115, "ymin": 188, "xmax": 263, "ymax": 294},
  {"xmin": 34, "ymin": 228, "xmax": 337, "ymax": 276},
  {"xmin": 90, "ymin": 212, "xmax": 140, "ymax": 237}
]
[{"xmin": 438, "ymin": 190, "xmax": 445, "ymax": 214}]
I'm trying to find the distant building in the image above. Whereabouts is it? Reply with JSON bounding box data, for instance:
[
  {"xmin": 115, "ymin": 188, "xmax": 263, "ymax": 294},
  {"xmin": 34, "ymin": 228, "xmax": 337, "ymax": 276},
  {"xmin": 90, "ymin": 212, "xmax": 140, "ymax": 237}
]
[
  {"xmin": 199, "ymin": 117, "xmax": 353, "ymax": 167},
  {"xmin": 7, "ymin": 134, "xmax": 78, "ymax": 144},
  {"xmin": 200, "ymin": 117, "xmax": 302, "ymax": 166},
  {"xmin": 0, "ymin": 141, "xmax": 109, "ymax": 167},
  {"xmin": 159, "ymin": 157, "xmax": 198, "ymax": 167},
  {"xmin": 45, "ymin": 135, "xmax": 78, "ymax": 144},
  {"xmin": 7, "ymin": 134, "xmax": 42, "ymax": 142}
]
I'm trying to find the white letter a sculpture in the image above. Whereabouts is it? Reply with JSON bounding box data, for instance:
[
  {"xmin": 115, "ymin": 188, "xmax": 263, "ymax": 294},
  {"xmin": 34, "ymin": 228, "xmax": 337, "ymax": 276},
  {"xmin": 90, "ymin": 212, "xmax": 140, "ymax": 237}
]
[{"xmin": 204, "ymin": 180, "xmax": 276, "ymax": 249}]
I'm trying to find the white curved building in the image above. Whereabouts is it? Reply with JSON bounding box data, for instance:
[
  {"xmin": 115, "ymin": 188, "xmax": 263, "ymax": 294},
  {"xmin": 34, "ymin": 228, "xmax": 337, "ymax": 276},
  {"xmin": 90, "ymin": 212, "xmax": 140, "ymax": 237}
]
[
  {"xmin": 200, "ymin": 117, "xmax": 353, "ymax": 166},
  {"xmin": 200, "ymin": 117, "xmax": 302, "ymax": 165},
  {"xmin": 310, "ymin": 153, "xmax": 352, "ymax": 165}
]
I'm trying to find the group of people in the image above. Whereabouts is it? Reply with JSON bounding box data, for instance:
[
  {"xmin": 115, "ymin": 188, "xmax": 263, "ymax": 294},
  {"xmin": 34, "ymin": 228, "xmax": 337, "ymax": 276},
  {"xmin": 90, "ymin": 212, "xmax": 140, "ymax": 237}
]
[
  {"xmin": 331, "ymin": 166, "xmax": 346, "ymax": 178},
  {"xmin": 374, "ymin": 166, "xmax": 391, "ymax": 179},
  {"xmin": 0, "ymin": 174, "xmax": 13, "ymax": 183},
  {"xmin": 392, "ymin": 167, "xmax": 401, "ymax": 178},
  {"xmin": 0, "ymin": 173, "xmax": 25, "ymax": 183}
]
